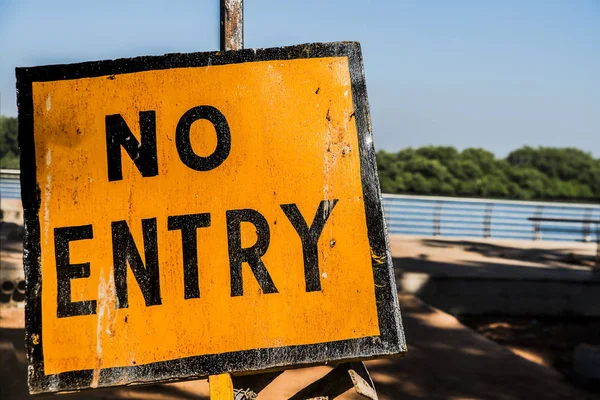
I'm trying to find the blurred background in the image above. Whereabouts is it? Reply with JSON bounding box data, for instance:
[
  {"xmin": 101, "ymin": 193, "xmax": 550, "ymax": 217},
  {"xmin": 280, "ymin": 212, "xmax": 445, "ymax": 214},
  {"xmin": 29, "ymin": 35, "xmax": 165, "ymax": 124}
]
[{"xmin": 1, "ymin": 1, "xmax": 599, "ymax": 399}]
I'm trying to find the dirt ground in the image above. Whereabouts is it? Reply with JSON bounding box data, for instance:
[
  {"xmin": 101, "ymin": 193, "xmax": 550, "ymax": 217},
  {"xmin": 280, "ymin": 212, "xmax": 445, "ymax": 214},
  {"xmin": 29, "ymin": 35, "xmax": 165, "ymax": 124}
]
[{"xmin": 460, "ymin": 315, "xmax": 600, "ymax": 387}]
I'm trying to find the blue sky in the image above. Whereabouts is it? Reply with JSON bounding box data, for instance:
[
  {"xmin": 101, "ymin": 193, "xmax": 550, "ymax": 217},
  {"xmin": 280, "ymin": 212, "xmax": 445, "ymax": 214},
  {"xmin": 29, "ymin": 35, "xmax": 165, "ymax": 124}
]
[{"xmin": 0, "ymin": 0, "xmax": 598, "ymax": 156}]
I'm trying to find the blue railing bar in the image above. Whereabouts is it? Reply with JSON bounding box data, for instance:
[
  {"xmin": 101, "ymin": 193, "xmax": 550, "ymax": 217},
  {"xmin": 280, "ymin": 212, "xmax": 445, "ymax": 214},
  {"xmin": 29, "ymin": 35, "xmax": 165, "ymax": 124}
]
[{"xmin": 383, "ymin": 193, "xmax": 600, "ymax": 209}]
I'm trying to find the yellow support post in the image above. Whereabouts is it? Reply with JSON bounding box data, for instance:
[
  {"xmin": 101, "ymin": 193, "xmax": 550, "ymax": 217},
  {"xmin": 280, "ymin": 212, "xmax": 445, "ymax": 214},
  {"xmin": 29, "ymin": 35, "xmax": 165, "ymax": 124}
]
[{"xmin": 209, "ymin": 373, "xmax": 234, "ymax": 399}]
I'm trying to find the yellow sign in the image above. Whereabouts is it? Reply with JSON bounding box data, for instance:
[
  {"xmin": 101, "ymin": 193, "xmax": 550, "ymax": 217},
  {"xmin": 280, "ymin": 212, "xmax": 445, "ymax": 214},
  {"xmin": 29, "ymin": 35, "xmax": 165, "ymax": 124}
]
[{"xmin": 18, "ymin": 42, "xmax": 405, "ymax": 394}]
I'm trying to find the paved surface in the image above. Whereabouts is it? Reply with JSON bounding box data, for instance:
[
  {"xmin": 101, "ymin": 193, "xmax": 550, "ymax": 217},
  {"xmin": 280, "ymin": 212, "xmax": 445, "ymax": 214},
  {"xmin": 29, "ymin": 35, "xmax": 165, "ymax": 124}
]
[
  {"xmin": 2, "ymin": 215, "xmax": 598, "ymax": 398},
  {"xmin": 389, "ymin": 235, "xmax": 600, "ymax": 317},
  {"xmin": 390, "ymin": 235, "xmax": 599, "ymax": 280}
]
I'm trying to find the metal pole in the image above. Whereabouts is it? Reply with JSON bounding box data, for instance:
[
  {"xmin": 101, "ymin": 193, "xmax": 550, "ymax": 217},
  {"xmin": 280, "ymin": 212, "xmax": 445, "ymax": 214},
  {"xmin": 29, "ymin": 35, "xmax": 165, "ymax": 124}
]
[
  {"xmin": 484, "ymin": 203, "xmax": 494, "ymax": 239},
  {"xmin": 595, "ymin": 222, "xmax": 600, "ymax": 268},
  {"xmin": 220, "ymin": 0, "xmax": 243, "ymax": 51},
  {"xmin": 209, "ymin": 7, "xmax": 244, "ymax": 397},
  {"xmin": 433, "ymin": 201, "xmax": 442, "ymax": 237}
]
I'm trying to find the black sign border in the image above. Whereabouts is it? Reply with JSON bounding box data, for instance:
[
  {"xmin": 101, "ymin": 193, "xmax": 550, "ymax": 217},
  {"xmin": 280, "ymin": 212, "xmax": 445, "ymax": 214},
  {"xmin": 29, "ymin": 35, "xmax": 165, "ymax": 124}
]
[{"xmin": 17, "ymin": 41, "xmax": 406, "ymax": 394}]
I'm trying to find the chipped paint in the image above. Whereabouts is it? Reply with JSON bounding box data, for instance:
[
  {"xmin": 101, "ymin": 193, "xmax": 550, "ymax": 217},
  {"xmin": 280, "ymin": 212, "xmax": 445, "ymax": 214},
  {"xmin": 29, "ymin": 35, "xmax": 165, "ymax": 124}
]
[
  {"xmin": 371, "ymin": 248, "xmax": 386, "ymax": 265},
  {"xmin": 91, "ymin": 268, "xmax": 117, "ymax": 388}
]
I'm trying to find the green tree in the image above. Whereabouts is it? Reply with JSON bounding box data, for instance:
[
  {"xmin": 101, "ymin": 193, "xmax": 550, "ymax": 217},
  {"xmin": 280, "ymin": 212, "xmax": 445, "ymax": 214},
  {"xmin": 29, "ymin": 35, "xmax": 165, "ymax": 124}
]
[
  {"xmin": 0, "ymin": 116, "xmax": 19, "ymax": 169},
  {"xmin": 376, "ymin": 145, "xmax": 600, "ymax": 201},
  {"xmin": 415, "ymin": 146, "xmax": 458, "ymax": 167}
]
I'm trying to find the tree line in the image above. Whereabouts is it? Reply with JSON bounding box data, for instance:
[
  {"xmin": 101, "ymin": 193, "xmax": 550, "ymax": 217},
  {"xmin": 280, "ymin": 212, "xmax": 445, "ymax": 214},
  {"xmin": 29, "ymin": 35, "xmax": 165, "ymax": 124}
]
[
  {"xmin": 377, "ymin": 146, "xmax": 600, "ymax": 201},
  {"xmin": 2, "ymin": 115, "xmax": 599, "ymax": 201},
  {"xmin": 0, "ymin": 116, "xmax": 18, "ymax": 169}
]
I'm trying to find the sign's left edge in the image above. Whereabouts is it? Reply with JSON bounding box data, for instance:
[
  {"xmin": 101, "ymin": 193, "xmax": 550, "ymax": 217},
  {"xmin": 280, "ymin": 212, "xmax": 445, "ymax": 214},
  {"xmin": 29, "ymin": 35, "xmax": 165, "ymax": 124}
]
[{"xmin": 17, "ymin": 67, "xmax": 46, "ymax": 395}]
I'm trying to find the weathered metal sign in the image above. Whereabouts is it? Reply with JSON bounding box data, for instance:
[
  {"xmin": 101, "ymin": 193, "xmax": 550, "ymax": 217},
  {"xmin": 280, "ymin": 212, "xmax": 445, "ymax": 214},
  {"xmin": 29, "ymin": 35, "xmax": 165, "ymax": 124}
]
[{"xmin": 17, "ymin": 42, "xmax": 406, "ymax": 394}]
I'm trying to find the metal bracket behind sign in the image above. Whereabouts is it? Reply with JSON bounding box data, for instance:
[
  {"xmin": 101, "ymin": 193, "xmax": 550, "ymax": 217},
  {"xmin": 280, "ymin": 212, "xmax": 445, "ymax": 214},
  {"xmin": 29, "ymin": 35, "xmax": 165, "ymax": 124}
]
[
  {"xmin": 289, "ymin": 362, "xmax": 379, "ymax": 400},
  {"xmin": 230, "ymin": 362, "xmax": 378, "ymax": 400}
]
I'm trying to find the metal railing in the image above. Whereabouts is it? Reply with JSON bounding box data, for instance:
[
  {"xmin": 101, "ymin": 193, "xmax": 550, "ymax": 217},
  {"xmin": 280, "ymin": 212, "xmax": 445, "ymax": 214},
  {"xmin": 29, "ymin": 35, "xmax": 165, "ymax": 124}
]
[
  {"xmin": 383, "ymin": 194, "xmax": 600, "ymax": 242},
  {"xmin": 0, "ymin": 169, "xmax": 20, "ymax": 199}
]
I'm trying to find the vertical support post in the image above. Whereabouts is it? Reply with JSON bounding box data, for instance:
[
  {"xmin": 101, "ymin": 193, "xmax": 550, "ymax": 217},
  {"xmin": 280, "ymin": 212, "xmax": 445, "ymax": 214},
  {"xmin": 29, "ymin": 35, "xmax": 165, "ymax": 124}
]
[
  {"xmin": 210, "ymin": 3, "xmax": 243, "ymax": 398},
  {"xmin": 221, "ymin": 0, "xmax": 243, "ymax": 51},
  {"xmin": 583, "ymin": 208, "xmax": 593, "ymax": 242},
  {"xmin": 595, "ymin": 223, "xmax": 599, "ymax": 268},
  {"xmin": 533, "ymin": 205, "xmax": 543, "ymax": 240},
  {"xmin": 484, "ymin": 203, "xmax": 494, "ymax": 239},
  {"xmin": 433, "ymin": 201, "xmax": 443, "ymax": 237},
  {"xmin": 210, "ymin": 373, "xmax": 235, "ymax": 399}
]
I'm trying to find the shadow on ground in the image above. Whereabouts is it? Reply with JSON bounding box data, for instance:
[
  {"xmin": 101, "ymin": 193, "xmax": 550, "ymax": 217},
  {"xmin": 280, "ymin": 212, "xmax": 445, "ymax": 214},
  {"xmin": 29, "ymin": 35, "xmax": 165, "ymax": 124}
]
[
  {"xmin": 396, "ymin": 238, "xmax": 599, "ymax": 279},
  {"xmin": 361, "ymin": 295, "xmax": 596, "ymax": 400},
  {"xmin": 423, "ymin": 238, "xmax": 596, "ymax": 268}
]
